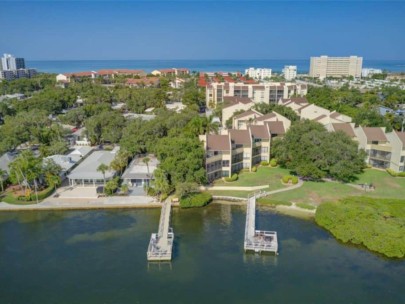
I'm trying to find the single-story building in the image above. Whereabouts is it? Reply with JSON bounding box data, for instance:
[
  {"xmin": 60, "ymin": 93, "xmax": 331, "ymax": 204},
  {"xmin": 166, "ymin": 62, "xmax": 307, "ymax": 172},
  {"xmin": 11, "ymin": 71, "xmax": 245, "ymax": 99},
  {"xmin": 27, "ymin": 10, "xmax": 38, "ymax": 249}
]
[
  {"xmin": 121, "ymin": 155, "xmax": 159, "ymax": 187},
  {"xmin": 67, "ymin": 148, "xmax": 119, "ymax": 186}
]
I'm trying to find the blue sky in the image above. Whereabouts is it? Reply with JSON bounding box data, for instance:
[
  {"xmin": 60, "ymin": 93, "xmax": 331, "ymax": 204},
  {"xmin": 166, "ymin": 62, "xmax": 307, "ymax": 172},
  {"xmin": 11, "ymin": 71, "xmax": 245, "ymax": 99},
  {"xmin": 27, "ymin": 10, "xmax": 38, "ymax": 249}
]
[{"xmin": 0, "ymin": 1, "xmax": 404, "ymax": 60}]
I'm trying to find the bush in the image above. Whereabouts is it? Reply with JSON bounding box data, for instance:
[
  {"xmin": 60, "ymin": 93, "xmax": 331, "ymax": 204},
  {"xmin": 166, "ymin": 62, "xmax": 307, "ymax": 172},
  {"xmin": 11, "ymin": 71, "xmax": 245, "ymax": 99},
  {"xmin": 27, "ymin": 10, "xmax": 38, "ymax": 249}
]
[
  {"xmin": 315, "ymin": 197, "xmax": 405, "ymax": 258},
  {"xmin": 252, "ymin": 166, "xmax": 257, "ymax": 172},
  {"xmin": 224, "ymin": 173, "xmax": 238, "ymax": 182},
  {"xmin": 386, "ymin": 169, "xmax": 405, "ymax": 177},
  {"xmin": 270, "ymin": 158, "xmax": 277, "ymax": 167},
  {"xmin": 291, "ymin": 176, "xmax": 299, "ymax": 184},
  {"xmin": 282, "ymin": 175, "xmax": 291, "ymax": 184},
  {"xmin": 260, "ymin": 161, "xmax": 269, "ymax": 166},
  {"xmin": 180, "ymin": 192, "xmax": 213, "ymax": 208}
]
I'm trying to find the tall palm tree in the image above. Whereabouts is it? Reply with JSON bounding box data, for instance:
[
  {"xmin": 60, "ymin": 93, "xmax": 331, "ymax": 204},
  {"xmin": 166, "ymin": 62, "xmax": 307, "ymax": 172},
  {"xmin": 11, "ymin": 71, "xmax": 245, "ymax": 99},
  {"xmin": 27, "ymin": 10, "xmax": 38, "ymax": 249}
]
[{"xmin": 142, "ymin": 157, "xmax": 151, "ymax": 187}]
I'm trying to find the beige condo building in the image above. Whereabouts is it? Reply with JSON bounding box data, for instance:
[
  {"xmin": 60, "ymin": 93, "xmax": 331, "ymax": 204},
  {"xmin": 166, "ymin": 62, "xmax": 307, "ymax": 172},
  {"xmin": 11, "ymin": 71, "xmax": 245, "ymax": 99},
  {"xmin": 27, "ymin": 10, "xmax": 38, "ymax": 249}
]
[{"xmin": 309, "ymin": 56, "xmax": 363, "ymax": 79}]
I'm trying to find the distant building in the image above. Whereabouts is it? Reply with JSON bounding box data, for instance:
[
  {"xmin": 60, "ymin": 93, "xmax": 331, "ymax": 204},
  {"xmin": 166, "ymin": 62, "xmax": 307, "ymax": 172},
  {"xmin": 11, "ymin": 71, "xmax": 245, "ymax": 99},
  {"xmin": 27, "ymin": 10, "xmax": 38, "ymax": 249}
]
[
  {"xmin": 206, "ymin": 82, "xmax": 307, "ymax": 108},
  {"xmin": 1, "ymin": 54, "xmax": 25, "ymax": 71},
  {"xmin": 282, "ymin": 66, "xmax": 297, "ymax": 80},
  {"xmin": 309, "ymin": 56, "xmax": 362, "ymax": 79},
  {"xmin": 245, "ymin": 68, "xmax": 272, "ymax": 80},
  {"xmin": 0, "ymin": 54, "xmax": 37, "ymax": 81},
  {"xmin": 151, "ymin": 68, "xmax": 189, "ymax": 77},
  {"xmin": 362, "ymin": 68, "xmax": 383, "ymax": 78}
]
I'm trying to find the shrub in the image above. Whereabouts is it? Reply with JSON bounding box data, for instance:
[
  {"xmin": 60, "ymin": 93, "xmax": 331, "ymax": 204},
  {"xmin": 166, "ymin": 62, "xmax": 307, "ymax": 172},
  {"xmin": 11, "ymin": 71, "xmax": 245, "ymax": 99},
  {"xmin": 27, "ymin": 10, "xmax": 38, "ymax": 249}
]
[
  {"xmin": 180, "ymin": 192, "xmax": 213, "ymax": 208},
  {"xmin": 105, "ymin": 178, "xmax": 119, "ymax": 195},
  {"xmin": 386, "ymin": 169, "xmax": 405, "ymax": 177},
  {"xmin": 252, "ymin": 166, "xmax": 257, "ymax": 172},
  {"xmin": 270, "ymin": 158, "xmax": 277, "ymax": 167},
  {"xmin": 282, "ymin": 175, "xmax": 291, "ymax": 183},
  {"xmin": 224, "ymin": 173, "xmax": 238, "ymax": 182},
  {"xmin": 260, "ymin": 161, "xmax": 269, "ymax": 166},
  {"xmin": 291, "ymin": 176, "xmax": 299, "ymax": 184}
]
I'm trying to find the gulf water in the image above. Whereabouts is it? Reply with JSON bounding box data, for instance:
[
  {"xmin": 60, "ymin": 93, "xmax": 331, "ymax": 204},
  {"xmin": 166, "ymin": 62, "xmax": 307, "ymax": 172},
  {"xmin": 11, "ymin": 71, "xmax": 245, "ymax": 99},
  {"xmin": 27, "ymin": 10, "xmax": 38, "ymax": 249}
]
[
  {"xmin": 1, "ymin": 204, "xmax": 404, "ymax": 303},
  {"xmin": 27, "ymin": 59, "xmax": 405, "ymax": 74}
]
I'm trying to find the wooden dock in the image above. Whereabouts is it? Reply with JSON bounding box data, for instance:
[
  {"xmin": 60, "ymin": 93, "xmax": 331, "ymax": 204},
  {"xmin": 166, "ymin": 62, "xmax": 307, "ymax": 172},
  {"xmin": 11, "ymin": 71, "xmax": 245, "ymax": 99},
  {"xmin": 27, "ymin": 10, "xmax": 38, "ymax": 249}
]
[
  {"xmin": 244, "ymin": 194, "xmax": 278, "ymax": 254},
  {"xmin": 147, "ymin": 200, "xmax": 174, "ymax": 261}
]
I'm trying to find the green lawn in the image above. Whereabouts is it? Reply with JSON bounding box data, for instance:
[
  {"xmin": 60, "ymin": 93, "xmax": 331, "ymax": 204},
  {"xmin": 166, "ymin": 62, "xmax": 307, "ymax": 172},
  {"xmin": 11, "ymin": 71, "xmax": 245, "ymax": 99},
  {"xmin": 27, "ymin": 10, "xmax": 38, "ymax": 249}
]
[
  {"xmin": 268, "ymin": 169, "xmax": 405, "ymax": 205},
  {"xmin": 206, "ymin": 190, "xmax": 254, "ymax": 199},
  {"xmin": 354, "ymin": 169, "xmax": 405, "ymax": 199},
  {"xmin": 213, "ymin": 166, "xmax": 292, "ymax": 191},
  {"xmin": 268, "ymin": 181, "xmax": 362, "ymax": 205}
]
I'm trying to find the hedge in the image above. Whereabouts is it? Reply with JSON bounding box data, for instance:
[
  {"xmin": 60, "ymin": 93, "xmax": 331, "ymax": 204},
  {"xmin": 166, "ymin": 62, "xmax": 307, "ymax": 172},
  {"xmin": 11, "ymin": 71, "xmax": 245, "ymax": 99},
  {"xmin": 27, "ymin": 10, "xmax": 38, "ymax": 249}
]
[
  {"xmin": 224, "ymin": 173, "xmax": 238, "ymax": 182},
  {"xmin": 386, "ymin": 169, "xmax": 405, "ymax": 177},
  {"xmin": 180, "ymin": 192, "xmax": 213, "ymax": 208},
  {"xmin": 270, "ymin": 158, "xmax": 278, "ymax": 167},
  {"xmin": 16, "ymin": 186, "xmax": 55, "ymax": 202},
  {"xmin": 252, "ymin": 166, "xmax": 257, "ymax": 172},
  {"xmin": 260, "ymin": 161, "xmax": 269, "ymax": 166}
]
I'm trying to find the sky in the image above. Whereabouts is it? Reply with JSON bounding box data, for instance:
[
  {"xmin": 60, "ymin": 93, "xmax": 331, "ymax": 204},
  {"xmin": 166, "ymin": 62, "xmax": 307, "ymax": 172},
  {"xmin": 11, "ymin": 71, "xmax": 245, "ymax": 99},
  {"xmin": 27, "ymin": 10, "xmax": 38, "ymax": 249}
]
[{"xmin": 0, "ymin": 0, "xmax": 404, "ymax": 60}]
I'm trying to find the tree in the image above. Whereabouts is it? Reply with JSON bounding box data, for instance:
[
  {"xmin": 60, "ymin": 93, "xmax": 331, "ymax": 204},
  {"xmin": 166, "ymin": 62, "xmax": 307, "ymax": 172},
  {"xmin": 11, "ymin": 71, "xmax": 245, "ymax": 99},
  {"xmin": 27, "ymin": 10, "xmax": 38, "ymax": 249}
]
[
  {"xmin": 97, "ymin": 163, "xmax": 109, "ymax": 189},
  {"xmin": 272, "ymin": 120, "xmax": 366, "ymax": 182},
  {"xmin": 0, "ymin": 169, "xmax": 6, "ymax": 193}
]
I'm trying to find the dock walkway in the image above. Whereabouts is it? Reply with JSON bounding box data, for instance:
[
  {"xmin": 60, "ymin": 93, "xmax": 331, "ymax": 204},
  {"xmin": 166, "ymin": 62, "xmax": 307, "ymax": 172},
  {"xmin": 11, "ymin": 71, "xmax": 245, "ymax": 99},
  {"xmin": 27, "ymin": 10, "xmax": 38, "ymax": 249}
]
[
  {"xmin": 147, "ymin": 200, "xmax": 174, "ymax": 261},
  {"xmin": 244, "ymin": 194, "xmax": 278, "ymax": 254}
]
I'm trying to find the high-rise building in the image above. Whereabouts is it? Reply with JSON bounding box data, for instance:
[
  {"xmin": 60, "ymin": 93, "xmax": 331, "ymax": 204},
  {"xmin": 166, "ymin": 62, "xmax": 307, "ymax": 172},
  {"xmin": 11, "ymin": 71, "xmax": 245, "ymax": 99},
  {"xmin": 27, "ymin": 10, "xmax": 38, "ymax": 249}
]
[
  {"xmin": 245, "ymin": 67, "xmax": 272, "ymax": 80},
  {"xmin": 309, "ymin": 56, "xmax": 362, "ymax": 79},
  {"xmin": 1, "ymin": 54, "xmax": 25, "ymax": 71},
  {"xmin": 283, "ymin": 65, "xmax": 297, "ymax": 80}
]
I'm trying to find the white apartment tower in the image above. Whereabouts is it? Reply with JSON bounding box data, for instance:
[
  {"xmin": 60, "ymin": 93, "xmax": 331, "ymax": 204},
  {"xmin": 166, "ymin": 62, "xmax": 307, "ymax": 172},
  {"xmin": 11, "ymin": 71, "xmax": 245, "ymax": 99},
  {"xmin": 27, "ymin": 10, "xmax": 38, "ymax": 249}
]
[
  {"xmin": 283, "ymin": 65, "xmax": 297, "ymax": 80},
  {"xmin": 1, "ymin": 54, "xmax": 25, "ymax": 71},
  {"xmin": 309, "ymin": 56, "xmax": 362, "ymax": 79},
  {"xmin": 245, "ymin": 67, "xmax": 272, "ymax": 80}
]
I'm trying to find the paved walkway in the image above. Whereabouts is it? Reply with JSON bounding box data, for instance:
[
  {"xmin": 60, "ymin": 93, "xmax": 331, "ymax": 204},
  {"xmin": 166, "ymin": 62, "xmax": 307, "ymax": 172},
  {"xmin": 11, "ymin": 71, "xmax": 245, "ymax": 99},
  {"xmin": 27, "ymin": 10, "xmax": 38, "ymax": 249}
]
[
  {"xmin": 212, "ymin": 179, "xmax": 304, "ymax": 201},
  {"xmin": 0, "ymin": 195, "xmax": 159, "ymax": 211},
  {"xmin": 204, "ymin": 185, "xmax": 269, "ymax": 191}
]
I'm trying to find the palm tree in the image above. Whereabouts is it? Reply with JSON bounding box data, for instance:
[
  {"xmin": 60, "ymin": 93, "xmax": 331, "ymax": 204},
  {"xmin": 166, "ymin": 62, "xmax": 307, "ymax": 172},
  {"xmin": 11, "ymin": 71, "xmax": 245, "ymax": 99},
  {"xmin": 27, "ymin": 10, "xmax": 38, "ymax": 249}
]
[
  {"xmin": 0, "ymin": 169, "xmax": 6, "ymax": 193},
  {"xmin": 97, "ymin": 163, "xmax": 109, "ymax": 190}
]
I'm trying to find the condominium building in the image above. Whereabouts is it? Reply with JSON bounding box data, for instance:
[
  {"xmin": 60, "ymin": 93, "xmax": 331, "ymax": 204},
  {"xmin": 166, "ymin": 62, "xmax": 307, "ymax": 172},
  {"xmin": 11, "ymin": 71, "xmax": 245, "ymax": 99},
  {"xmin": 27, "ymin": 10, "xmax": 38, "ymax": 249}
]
[
  {"xmin": 282, "ymin": 65, "xmax": 297, "ymax": 80},
  {"xmin": 245, "ymin": 68, "xmax": 272, "ymax": 80},
  {"xmin": 309, "ymin": 56, "xmax": 363, "ymax": 79},
  {"xmin": 1, "ymin": 54, "xmax": 25, "ymax": 71},
  {"xmin": 206, "ymin": 82, "xmax": 307, "ymax": 108},
  {"xmin": 0, "ymin": 68, "xmax": 37, "ymax": 81},
  {"xmin": 200, "ymin": 110, "xmax": 290, "ymax": 181}
]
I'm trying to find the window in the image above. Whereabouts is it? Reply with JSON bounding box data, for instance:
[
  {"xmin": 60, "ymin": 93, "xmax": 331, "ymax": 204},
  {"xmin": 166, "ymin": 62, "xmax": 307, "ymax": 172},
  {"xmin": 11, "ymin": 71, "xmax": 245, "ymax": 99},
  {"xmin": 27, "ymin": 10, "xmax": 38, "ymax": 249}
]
[
  {"xmin": 401, "ymin": 156, "xmax": 405, "ymax": 163},
  {"xmin": 371, "ymin": 141, "xmax": 379, "ymax": 145},
  {"xmin": 222, "ymin": 160, "xmax": 230, "ymax": 167}
]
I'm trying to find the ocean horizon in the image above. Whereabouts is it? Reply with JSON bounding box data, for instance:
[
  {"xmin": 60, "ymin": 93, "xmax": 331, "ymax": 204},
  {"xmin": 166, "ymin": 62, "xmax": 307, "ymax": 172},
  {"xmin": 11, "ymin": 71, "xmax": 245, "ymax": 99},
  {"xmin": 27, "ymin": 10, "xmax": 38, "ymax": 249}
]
[{"xmin": 26, "ymin": 59, "xmax": 405, "ymax": 74}]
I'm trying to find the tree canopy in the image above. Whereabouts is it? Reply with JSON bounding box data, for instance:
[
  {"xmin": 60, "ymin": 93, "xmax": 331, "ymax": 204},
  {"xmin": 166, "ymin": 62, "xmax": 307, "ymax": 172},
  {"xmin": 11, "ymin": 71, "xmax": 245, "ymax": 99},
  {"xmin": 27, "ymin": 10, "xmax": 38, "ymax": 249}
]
[{"xmin": 272, "ymin": 120, "xmax": 366, "ymax": 182}]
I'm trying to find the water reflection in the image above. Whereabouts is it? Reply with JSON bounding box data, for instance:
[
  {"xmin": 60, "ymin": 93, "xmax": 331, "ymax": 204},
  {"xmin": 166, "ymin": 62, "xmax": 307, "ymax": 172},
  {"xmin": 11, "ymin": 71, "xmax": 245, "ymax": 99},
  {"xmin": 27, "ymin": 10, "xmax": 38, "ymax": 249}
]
[{"xmin": 243, "ymin": 252, "xmax": 278, "ymax": 267}]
